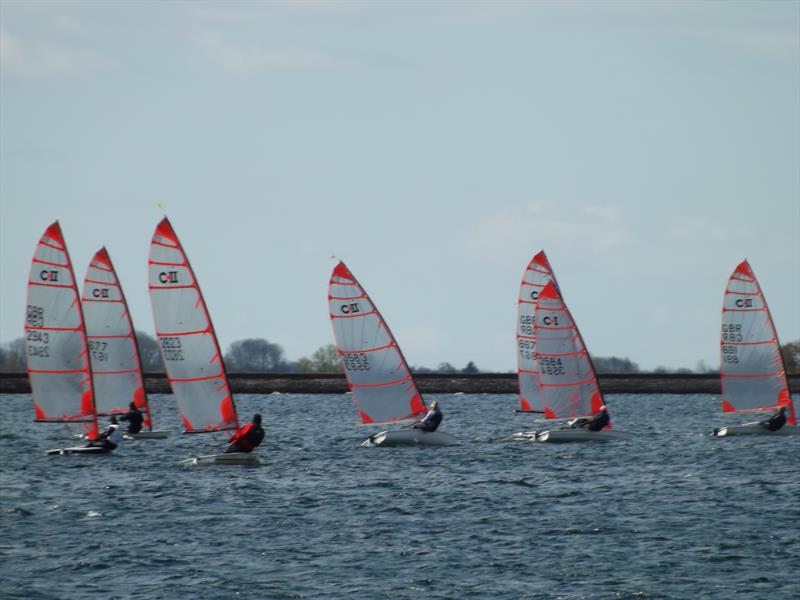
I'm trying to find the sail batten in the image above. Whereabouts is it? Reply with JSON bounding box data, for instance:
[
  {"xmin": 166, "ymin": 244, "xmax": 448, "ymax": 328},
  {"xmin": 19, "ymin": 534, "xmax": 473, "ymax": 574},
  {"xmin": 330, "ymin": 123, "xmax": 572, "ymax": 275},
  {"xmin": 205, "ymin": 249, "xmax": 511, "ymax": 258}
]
[
  {"xmin": 328, "ymin": 261, "xmax": 427, "ymax": 425},
  {"xmin": 25, "ymin": 221, "xmax": 98, "ymax": 439},
  {"xmin": 516, "ymin": 250, "xmax": 561, "ymax": 412},
  {"xmin": 719, "ymin": 260, "xmax": 795, "ymax": 425},
  {"xmin": 148, "ymin": 217, "xmax": 239, "ymax": 434}
]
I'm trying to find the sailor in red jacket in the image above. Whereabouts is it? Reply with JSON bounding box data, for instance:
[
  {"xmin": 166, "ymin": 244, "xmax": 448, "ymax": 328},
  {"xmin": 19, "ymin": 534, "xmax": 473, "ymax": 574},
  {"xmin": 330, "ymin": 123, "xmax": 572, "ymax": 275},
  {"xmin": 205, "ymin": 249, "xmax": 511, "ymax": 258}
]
[{"xmin": 225, "ymin": 414, "xmax": 265, "ymax": 454}]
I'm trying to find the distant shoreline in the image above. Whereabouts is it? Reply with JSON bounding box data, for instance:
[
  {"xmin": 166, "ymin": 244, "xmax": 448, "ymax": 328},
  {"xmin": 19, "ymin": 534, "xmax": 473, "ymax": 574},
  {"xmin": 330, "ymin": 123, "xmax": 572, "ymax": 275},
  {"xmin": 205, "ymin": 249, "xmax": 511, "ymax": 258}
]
[{"xmin": 2, "ymin": 372, "xmax": 799, "ymax": 395}]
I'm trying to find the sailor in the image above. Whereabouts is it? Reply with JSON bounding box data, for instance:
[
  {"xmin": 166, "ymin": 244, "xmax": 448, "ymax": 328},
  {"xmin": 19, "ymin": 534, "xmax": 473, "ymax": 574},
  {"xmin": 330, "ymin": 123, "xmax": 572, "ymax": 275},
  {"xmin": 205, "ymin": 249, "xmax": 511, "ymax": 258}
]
[
  {"xmin": 225, "ymin": 414, "xmax": 265, "ymax": 454},
  {"xmin": 119, "ymin": 401, "xmax": 144, "ymax": 434},
  {"xmin": 86, "ymin": 415, "xmax": 124, "ymax": 451},
  {"xmin": 760, "ymin": 405, "xmax": 788, "ymax": 432},
  {"xmin": 413, "ymin": 400, "xmax": 443, "ymax": 432},
  {"xmin": 569, "ymin": 405, "xmax": 610, "ymax": 431}
]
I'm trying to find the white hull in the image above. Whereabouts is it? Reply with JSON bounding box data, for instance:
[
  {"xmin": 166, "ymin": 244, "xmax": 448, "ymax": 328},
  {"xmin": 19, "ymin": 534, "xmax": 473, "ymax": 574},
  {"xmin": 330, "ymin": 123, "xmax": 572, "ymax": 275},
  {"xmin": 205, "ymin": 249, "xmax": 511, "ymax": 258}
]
[
  {"xmin": 513, "ymin": 428, "xmax": 634, "ymax": 443},
  {"xmin": 362, "ymin": 429, "xmax": 458, "ymax": 447},
  {"xmin": 178, "ymin": 452, "xmax": 259, "ymax": 466},
  {"xmin": 47, "ymin": 446, "xmax": 112, "ymax": 455},
  {"xmin": 713, "ymin": 422, "xmax": 800, "ymax": 437},
  {"xmin": 125, "ymin": 430, "xmax": 170, "ymax": 440}
]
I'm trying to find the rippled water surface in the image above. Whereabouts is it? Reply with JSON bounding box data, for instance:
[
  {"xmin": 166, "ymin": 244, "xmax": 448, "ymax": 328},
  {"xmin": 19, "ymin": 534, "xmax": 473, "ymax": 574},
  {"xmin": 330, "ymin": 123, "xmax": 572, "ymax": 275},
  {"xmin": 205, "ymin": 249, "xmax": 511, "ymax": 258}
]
[{"xmin": 1, "ymin": 393, "xmax": 799, "ymax": 599}]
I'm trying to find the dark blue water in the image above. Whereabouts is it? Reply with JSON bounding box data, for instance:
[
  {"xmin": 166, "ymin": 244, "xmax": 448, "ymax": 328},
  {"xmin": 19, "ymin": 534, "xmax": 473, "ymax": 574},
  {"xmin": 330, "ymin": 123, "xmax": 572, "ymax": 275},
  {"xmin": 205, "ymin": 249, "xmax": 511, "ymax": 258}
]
[{"xmin": 1, "ymin": 393, "xmax": 798, "ymax": 599}]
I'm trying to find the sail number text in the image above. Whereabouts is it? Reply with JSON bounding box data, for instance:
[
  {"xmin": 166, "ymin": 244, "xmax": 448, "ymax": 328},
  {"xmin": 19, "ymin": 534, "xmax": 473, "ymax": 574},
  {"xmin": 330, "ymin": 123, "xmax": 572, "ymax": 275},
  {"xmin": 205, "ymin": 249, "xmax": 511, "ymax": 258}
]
[
  {"xmin": 519, "ymin": 315, "xmax": 535, "ymax": 336},
  {"xmin": 518, "ymin": 339, "xmax": 536, "ymax": 361},
  {"xmin": 88, "ymin": 341, "xmax": 108, "ymax": 362},
  {"xmin": 26, "ymin": 305, "xmax": 45, "ymax": 328},
  {"xmin": 721, "ymin": 324, "xmax": 743, "ymax": 343},
  {"xmin": 160, "ymin": 336, "xmax": 184, "ymax": 361},
  {"xmin": 539, "ymin": 356, "xmax": 566, "ymax": 376},
  {"xmin": 342, "ymin": 352, "xmax": 370, "ymax": 371},
  {"xmin": 26, "ymin": 306, "xmax": 49, "ymax": 357},
  {"xmin": 721, "ymin": 344, "xmax": 739, "ymax": 364}
]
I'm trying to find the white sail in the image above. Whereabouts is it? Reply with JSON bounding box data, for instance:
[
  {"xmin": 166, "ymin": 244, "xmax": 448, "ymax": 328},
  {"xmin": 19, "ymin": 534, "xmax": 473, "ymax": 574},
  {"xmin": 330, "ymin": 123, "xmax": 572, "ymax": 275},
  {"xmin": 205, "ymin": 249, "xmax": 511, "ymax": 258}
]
[
  {"xmin": 82, "ymin": 247, "xmax": 153, "ymax": 429},
  {"xmin": 148, "ymin": 217, "xmax": 238, "ymax": 433},
  {"xmin": 328, "ymin": 261, "xmax": 427, "ymax": 425},
  {"xmin": 516, "ymin": 250, "xmax": 560, "ymax": 412},
  {"xmin": 534, "ymin": 281, "xmax": 607, "ymax": 423},
  {"xmin": 720, "ymin": 260, "xmax": 795, "ymax": 424},
  {"xmin": 25, "ymin": 222, "xmax": 98, "ymax": 439}
]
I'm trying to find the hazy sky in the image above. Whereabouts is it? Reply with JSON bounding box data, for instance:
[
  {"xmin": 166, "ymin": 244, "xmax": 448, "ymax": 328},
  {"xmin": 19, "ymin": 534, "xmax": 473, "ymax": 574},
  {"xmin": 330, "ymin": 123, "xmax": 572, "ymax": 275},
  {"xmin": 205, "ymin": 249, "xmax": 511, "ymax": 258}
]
[{"xmin": 2, "ymin": 0, "xmax": 798, "ymax": 372}]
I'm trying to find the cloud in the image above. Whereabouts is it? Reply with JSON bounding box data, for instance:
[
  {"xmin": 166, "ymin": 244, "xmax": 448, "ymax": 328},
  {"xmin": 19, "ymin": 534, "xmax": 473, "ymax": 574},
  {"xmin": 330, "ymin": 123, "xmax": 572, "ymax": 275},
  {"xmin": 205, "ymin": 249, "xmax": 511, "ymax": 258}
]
[
  {"xmin": 196, "ymin": 32, "xmax": 344, "ymax": 73},
  {"xmin": 471, "ymin": 201, "xmax": 632, "ymax": 255},
  {"xmin": 0, "ymin": 28, "xmax": 109, "ymax": 76}
]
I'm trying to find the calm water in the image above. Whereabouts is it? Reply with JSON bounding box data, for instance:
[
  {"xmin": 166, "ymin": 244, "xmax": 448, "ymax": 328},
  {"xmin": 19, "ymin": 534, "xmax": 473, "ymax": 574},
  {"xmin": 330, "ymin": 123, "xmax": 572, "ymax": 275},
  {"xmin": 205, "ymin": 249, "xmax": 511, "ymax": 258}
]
[{"xmin": 1, "ymin": 393, "xmax": 798, "ymax": 600}]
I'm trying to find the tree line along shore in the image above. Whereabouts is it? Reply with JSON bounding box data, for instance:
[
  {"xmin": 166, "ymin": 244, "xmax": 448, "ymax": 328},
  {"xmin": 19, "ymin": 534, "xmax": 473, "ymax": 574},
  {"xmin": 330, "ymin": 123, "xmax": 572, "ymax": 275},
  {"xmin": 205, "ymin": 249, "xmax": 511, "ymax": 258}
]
[{"xmin": 2, "ymin": 372, "xmax": 799, "ymax": 395}]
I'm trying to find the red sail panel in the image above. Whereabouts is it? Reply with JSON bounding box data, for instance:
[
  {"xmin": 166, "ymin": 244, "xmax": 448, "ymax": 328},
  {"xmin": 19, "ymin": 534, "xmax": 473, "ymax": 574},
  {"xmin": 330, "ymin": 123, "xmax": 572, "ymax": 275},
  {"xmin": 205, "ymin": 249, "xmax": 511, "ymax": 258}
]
[
  {"xmin": 148, "ymin": 217, "xmax": 239, "ymax": 434},
  {"xmin": 25, "ymin": 221, "xmax": 98, "ymax": 439},
  {"xmin": 533, "ymin": 281, "xmax": 609, "ymax": 426},
  {"xmin": 720, "ymin": 259, "xmax": 795, "ymax": 424},
  {"xmin": 328, "ymin": 261, "xmax": 427, "ymax": 425},
  {"xmin": 516, "ymin": 250, "xmax": 560, "ymax": 412},
  {"xmin": 82, "ymin": 247, "xmax": 153, "ymax": 429}
]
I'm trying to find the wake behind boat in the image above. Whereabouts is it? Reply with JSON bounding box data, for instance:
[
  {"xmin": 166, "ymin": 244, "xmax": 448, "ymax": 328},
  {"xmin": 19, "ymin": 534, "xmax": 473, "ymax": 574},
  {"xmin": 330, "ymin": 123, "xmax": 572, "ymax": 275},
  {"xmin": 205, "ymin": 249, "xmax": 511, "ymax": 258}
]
[
  {"xmin": 148, "ymin": 217, "xmax": 256, "ymax": 464},
  {"xmin": 328, "ymin": 261, "xmax": 457, "ymax": 447},
  {"xmin": 712, "ymin": 260, "xmax": 797, "ymax": 437},
  {"xmin": 515, "ymin": 281, "xmax": 634, "ymax": 443}
]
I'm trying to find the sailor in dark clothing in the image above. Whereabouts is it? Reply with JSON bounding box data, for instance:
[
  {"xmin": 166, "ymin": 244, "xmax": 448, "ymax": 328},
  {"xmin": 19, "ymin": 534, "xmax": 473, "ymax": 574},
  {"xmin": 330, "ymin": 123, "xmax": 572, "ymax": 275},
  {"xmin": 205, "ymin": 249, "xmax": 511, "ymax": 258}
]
[
  {"xmin": 225, "ymin": 414, "xmax": 265, "ymax": 454},
  {"xmin": 413, "ymin": 400, "xmax": 443, "ymax": 432},
  {"xmin": 119, "ymin": 401, "xmax": 144, "ymax": 434},
  {"xmin": 569, "ymin": 405, "xmax": 610, "ymax": 431},
  {"xmin": 760, "ymin": 406, "xmax": 788, "ymax": 432},
  {"xmin": 86, "ymin": 415, "xmax": 123, "ymax": 451}
]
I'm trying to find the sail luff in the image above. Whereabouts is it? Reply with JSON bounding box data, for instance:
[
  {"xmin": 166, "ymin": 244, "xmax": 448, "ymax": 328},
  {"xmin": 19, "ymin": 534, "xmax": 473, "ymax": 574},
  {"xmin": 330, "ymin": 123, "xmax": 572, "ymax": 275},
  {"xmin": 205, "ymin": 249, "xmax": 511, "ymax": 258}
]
[
  {"xmin": 148, "ymin": 217, "xmax": 239, "ymax": 434},
  {"xmin": 720, "ymin": 259, "xmax": 794, "ymax": 425},
  {"xmin": 82, "ymin": 247, "xmax": 153, "ymax": 430},
  {"xmin": 25, "ymin": 221, "xmax": 99, "ymax": 439},
  {"xmin": 328, "ymin": 261, "xmax": 426, "ymax": 425}
]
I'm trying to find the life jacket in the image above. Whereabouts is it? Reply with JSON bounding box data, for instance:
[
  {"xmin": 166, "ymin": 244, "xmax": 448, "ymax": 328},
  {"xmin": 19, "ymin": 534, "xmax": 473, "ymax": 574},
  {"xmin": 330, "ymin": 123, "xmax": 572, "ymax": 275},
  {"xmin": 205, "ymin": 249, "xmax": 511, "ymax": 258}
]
[{"xmin": 230, "ymin": 423, "xmax": 265, "ymax": 451}]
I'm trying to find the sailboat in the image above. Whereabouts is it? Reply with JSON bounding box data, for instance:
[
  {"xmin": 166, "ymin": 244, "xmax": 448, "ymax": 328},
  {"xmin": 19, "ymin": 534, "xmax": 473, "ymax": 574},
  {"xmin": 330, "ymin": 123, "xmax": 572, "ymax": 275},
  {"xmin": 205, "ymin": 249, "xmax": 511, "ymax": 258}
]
[
  {"xmin": 82, "ymin": 247, "xmax": 169, "ymax": 439},
  {"xmin": 25, "ymin": 222, "xmax": 107, "ymax": 455},
  {"xmin": 518, "ymin": 281, "xmax": 633, "ymax": 442},
  {"xmin": 148, "ymin": 217, "xmax": 256, "ymax": 464},
  {"xmin": 516, "ymin": 250, "xmax": 560, "ymax": 415},
  {"xmin": 712, "ymin": 259, "xmax": 798, "ymax": 437},
  {"xmin": 328, "ymin": 261, "xmax": 457, "ymax": 447}
]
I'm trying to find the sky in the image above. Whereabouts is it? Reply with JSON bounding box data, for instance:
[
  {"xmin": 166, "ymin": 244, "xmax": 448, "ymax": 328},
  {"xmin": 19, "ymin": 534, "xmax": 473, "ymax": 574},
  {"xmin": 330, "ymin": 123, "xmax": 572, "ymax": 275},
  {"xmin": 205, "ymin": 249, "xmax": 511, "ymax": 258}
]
[{"xmin": 1, "ymin": 0, "xmax": 798, "ymax": 372}]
